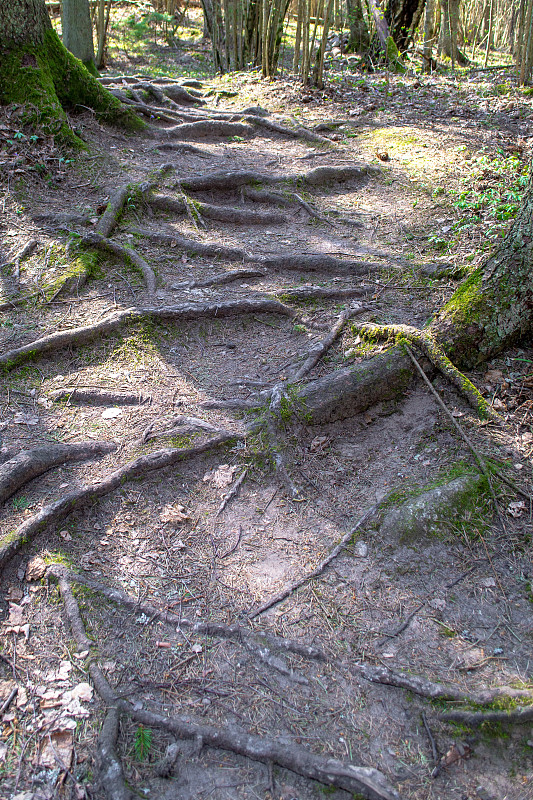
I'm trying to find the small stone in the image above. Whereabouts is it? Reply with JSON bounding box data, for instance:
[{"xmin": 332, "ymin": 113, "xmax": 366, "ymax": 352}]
[{"xmin": 354, "ymin": 541, "xmax": 368, "ymax": 558}]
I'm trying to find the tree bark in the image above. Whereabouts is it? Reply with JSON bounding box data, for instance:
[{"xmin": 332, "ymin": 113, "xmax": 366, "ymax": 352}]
[
  {"xmin": 438, "ymin": 0, "xmax": 469, "ymax": 65},
  {"xmin": 434, "ymin": 172, "xmax": 533, "ymax": 366},
  {"xmin": 385, "ymin": 0, "xmax": 426, "ymax": 51},
  {"xmin": 345, "ymin": 0, "xmax": 370, "ymax": 51},
  {"xmin": 62, "ymin": 0, "xmax": 96, "ymax": 73},
  {"xmin": 0, "ymin": 0, "xmax": 143, "ymax": 141}
]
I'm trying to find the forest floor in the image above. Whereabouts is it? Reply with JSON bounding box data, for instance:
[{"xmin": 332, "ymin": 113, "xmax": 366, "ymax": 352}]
[{"xmin": 1, "ymin": 38, "xmax": 533, "ymax": 800}]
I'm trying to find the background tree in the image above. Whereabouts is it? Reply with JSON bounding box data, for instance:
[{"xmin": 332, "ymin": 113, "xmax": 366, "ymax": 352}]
[
  {"xmin": 0, "ymin": 0, "xmax": 142, "ymax": 142},
  {"xmin": 385, "ymin": 0, "xmax": 426, "ymax": 51},
  {"xmin": 438, "ymin": 0, "xmax": 469, "ymax": 65},
  {"xmin": 61, "ymin": 0, "xmax": 97, "ymax": 74}
]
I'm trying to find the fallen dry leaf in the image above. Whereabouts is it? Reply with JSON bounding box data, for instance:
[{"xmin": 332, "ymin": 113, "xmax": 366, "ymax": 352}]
[
  {"xmin": 160, "ymin": 504, "xmax": 190, "ymax": 525},
  {"xmin": 203, "ymin": 464, "xmax": 238, "ymax": 488},
  {"xmin": 26, "ymin": 555, "xmax": 47, "ymax": 581},
  {"xmin": 38, "ymin": 729, "xmax": 74, "ymax": 769}
]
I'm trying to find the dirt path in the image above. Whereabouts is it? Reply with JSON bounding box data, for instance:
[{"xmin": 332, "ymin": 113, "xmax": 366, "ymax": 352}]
[{"xmin": 0, "ymin": 72, "xmax": 533, "ymax": 800}]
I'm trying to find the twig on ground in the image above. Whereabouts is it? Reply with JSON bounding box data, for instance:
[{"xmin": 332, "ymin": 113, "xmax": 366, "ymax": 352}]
[
  {"xmin": 0, "ymin": 687, "xmax": 18, "ymax": 716},
  {"xmin": 216, "ymin": 469, "xmax": 247, "ymax": 516},
  {"xmin": 248, "ymin": 499, "xmax": 382, "ymax": 618}
]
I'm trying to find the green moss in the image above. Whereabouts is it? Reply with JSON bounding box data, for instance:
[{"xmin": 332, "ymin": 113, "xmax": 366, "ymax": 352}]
[
  {"xmin": 0, "ymin": 28, "xmax": 144, "ymax": 143},
  {"xmin": 442, "ymin": 267, "xmax": 484, "ymax": 325}
]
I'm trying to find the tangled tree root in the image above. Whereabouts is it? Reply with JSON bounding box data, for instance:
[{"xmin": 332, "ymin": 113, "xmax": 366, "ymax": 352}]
[
  {"xmin": 149, "ymin": 193, "xmax": 285, "ymax": 225},
  {"xmin": 132, "ymin": 228, "xmax": 376, "ymax": 274},
  {"xmin": 50, "ymin": 570, "xmax": 400, "ymax": 800},
  {"xmin": 49, "ymin": 388, "xmax": 151, "ymax": 406},
  {"xmin": 0, "ymin": 441, "xmax": 117, "ymax": 505},
  {"xmin": 0, "ymin": 432, "xmax": 237, "ymax": 569},
  {"xmin": 159, "ymin": 120, "xmax": 255, "ymax": 140},
  {"xmin": 180, "ymin": 164, "xmax": 378, "ymax": 192},
  {"xmin": 0, "ymin": 297, "xmax": 294, "ymax": 372},
  {"xmin": 357, "ymin": 322, "xmax": 492, "ymax": 418}
]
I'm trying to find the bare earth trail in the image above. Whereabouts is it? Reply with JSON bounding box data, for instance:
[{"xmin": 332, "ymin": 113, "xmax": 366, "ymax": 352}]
[{"xmin": 0, "ymin": 73, "xmax": 533, "ymax": 800}]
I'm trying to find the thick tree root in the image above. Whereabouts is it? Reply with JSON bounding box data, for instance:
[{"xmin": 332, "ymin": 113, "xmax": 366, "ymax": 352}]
[
  {"xmin": 171, "ymin": 268, "xmax": 266, "ymax": 290},
  {"xmin": 160, "ymin": 121, "xmax": 254, "ymax": 140},
  {"xmin": 298, "ymin": 346, "xmax": 414, "ymax": 424},
  {"xmin": 0, "ymin": 441, "xmax": 117, "ymax": 505},
  {"xmin": 96, "ymin": 708, "xmax": 133, "ymax": 800},
  {"xmin": 0, "ymin": 433, "xmax": 236, "ymax": 570},
  {"xmin": 352, "ymin": 663, "xmax": 533, "ymax": 709},
  {"xmin": 82, "ymin": 232, "xmax": 157, "ymax": 294},
  {"xmin": 276, "ymin": 285, "xmax": 369, "ymax": 301},
  {"xmin": 100, "ymin": 76, "xmax": 203, "ymax": 105},
  {"xmin": 241, "ymin": 115, "xmax": 332, "ymax": 144},
  {"xmin": 52, "ymin": 573, "xmax": 401, "ymax": 800},
  {"xmin": 49, "ymin": 388, "xmax": 150, "ymax": 406},
  {"xmin": 150, "ymin": 141, "xmax": 211, "ymax": 156},
  {"xmin": 180, "ymin": 164, "xmax": 378, "ymax": 192},
  {"xmin": 132, "ymin": 229, "xmax": 375, "ymax": 275},
  {"xmin": 439, "ymin": 706, "xmax": 533, "ymax": 726},
  {"xmin": 0, "ymin": 297, "xmax": 294, "ymax": 372},
  {"xmin": 357, "ymin": 322, "xmax": 492, "ymax": 418},
  {"xmin": 149, "ymin": 194, "xmax": 285, "ymax": 225},
  {"xmin": 140, "ymin": 415, "xmax": 220, "ymax": 443},
  {"xmin": 96, "ymin": 184, "xmax": 131, "ymax": 237}
]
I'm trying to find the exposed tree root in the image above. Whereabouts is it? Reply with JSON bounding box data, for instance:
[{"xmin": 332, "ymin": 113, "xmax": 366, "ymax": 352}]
[
  {"xmin": 8, "ymin": 239, "xmax": 39, "ymax": 281},
  {"xmin": 149, "ymin": 193, "xmax": 285, "ymax": 225},
  {"xmin": 49, "ymin": 388, "xmax": 150, "ymax": 406},
  {"xmin": 159, "ymin": 121, "xmax": 254, "ymax": 140},
  {"xmin": 46, "ymin": 564, "xmax": 325, "ymax": 662},
  {"xmin": 0, "ymin": 297, "xmax": 294, "ymax": 372},
  {"xmin": 439, "ymin": 706, "xmax": 533, "ymax": 726},
  {"xmin": 82, "ymin": 232, "xmax": 157, "ymax": 294},
  {"xmin": 276, "ymin": 285, "xmax": 369, "ymax": 301},
  {"xmin": 357, "ymin": 322, "xmax": 491, "ymax": 418},
  {"xmin": 52, "ymin": 572, "xmax": 400, "ymax": 800},
  {"xmin": 290, "ymin": 305, "xmax": 367, "ymax": 381},
  {"xmin": 0, "ymin": 433, "xmax": 236, "ymax": 570},
  {"xmin": 249, "ymin": 499, "xmax": 382, "ymax": 618},
  {"xmin": 180, "ymin": 164, "xmax": 378, "ymax": 192},
  {"xmin": 241, "ymin": 114, "xmax": 332, "ymax": 144},
  {"xmin": 140, "ymin": 415, "xmax": 220, "ymax": 443},
  {"xmin": 132, "ymin": 228, "xmax": 375, "ymax": 275},
  {"xmin": 171, "ymin": 268, "xmax": 266, "ymax": 290},
  {"xmin": 352, "ymin": 662, "xmax": 533, "ymax": 708},
  {"xmin": 96, "ymin": 708, "xmax": 133, "ymax": 800},
  {"xmin": 109, "ymin": 91, "xmax": 180, "ymax": 123},
  {"xmin": 150, "ymin": 141, "xmax": 211, "ymax": 157},
  {"xmin": 298, "ymin": 346, "xmax": 414, "ymax": 424},
  {"xmin": 96, "ymin": 184, "xmax": 131, "ymax": 238},
  {"xmin": 216, "ymin": 468, "xmax": 247, "ymax": 516},
  {"xmin": 0, "ymin": 441, "xmax": 117, "ymax": 505}
]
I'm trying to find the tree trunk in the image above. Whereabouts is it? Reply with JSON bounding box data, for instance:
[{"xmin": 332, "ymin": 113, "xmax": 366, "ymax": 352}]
[
  {"xmin": 345, "ymin": 0, "xmax": 370, "ymax": 51},
  {"xmin": 0, "ymin": 0, "xmax": 142, "ymax": 142},
  {"xmin": 385, "ymin": 0, "xmax": 426, "ymax": 51},
  {"xmin": 438, "ymin": 0, "xmax": 469, "ymax": 65},
  {"xmin": 62, "ymin": 0, "xmax": 96, "ymax": 73},
  {"xmin": 435, "ymin": 172, "xmax": 533, "ymax": 366}
]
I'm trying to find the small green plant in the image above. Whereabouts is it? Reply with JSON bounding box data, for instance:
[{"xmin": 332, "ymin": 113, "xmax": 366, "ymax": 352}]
[
  {"xmin": 293, "ymin": 323, "xmax": 306, "ymax": 334},
  {"xmin": 12, "ymin": 496, "xmax": 29, "ymax": 511},
  {"xmin": 133, "ymin": 724, "xmax": 152, "ymax": 761}
]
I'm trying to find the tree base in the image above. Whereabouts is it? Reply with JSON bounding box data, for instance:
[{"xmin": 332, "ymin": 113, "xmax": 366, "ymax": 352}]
[{"xmin": 0, "ymin": 28, "xmax": 143, "ymax": 143}]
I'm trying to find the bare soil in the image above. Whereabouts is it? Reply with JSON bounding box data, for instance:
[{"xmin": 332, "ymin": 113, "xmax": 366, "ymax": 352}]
[{"xmin": 1, "ymin": 63, "xmax": 533, "ymax": 800}]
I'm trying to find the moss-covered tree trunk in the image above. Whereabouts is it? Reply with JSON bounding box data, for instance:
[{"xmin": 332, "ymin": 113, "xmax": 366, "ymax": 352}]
[
  {"xmin": 435, "ymin": 172, "xmax": 533, "ymax": 366},
  {"xmin": 0, "ymin": 0, "xmax": 142, "ymax": 142}
]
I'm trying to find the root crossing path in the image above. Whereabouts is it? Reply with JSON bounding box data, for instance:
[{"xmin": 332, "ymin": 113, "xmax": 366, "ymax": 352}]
[{"xmin": 1, "ymin": 81, "xmax": 532, "ymax": 800}]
